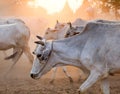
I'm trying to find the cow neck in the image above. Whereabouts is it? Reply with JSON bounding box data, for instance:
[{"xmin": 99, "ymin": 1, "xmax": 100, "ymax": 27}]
[
  {"xmin": 45, "ymin": 41, "xmax": 53, "ymax": 63},
  {"xmin": 53, "ymin": 31, "xmax": 89, "ymax": 55}
]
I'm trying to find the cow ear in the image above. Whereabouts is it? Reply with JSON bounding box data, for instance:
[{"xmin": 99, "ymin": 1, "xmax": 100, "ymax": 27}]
[
  {"xmin": 52, "ymin": 29, "xmax": 57, "ymax": 32},
  {"xmin": 34, "ymin": 41, "xmax": 44, "ymax": 46},
  {"xmin": 36, "ymin": 35, "xmax": 43, "ymax": 40},
  {"xmin": 67, "ymin": 22, "xmax": 72, "ymax": 29}
]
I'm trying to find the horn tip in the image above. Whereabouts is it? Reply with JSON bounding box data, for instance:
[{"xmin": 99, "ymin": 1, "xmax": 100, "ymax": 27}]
[{"xmin": 36, "ymin": 35, "xmax": 43, "ymax": 40}]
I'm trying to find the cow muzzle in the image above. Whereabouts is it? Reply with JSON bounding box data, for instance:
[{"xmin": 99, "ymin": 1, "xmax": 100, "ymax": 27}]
[{"xmin": 30, "ymin": 73, "xmax": 39, "ymax": 79}]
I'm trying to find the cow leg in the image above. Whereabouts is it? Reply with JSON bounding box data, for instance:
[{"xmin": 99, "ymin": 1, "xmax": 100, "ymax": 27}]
[
  {"xmin": 62, "ymin": 66, "xmax": 73, "ymax": 83},
  {"xmin": 10, "ymin": 49, "xmax": 23, "ymax": 69},
  {"xmin": 50, "ymin": 67, "xmax": 58, "ymax": 84},
  {"xmin": 4, "ymin": 47, "xmax": 20, "ymax": 60},
  {"xmin": 100, "ymin": 78, "xmax": 110, "ymax": 94},
  {"xmin": 6, "ymin": 48, "xmax": 23, "ymax": 74},
  {"xmin": 78, "ymin": 70, "xmax": 101, "ymax": 94},
  {"xmin": 12, "ymin": 47, "xmax": 19, "ymax": 59},
  {"xmin": 23, "ymin": 46, "xmax": 34, "ymax": 64}
]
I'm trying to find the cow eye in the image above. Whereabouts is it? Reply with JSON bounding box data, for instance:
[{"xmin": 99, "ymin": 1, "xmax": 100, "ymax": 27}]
[
  {"xmin": 32, "ymin": 52, "xmax": 35, "ymax": 54},
  {"xmin": 46, "ymin": 32, "xmax": 48, "ymax": 34},
  {"xmin": 66, "ymin": 33, "xmax": 70, "ymax": 36}
]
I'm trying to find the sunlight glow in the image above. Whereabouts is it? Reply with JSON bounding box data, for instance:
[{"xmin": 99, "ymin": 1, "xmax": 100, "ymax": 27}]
[
  {"xmin": 68, "ymin": 0, "xmax": 83, "ymax": 13},
  {"xmin": 28, "ymin": 0, "xmax": 83, "ymax": 14}
]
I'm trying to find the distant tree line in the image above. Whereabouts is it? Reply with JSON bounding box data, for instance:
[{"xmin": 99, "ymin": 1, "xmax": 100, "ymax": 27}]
[{"xmin": 89, "ymin": 0, "xmax": 120, "ymax": 19}]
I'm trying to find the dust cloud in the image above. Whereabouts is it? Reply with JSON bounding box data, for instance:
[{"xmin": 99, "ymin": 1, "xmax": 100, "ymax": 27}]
[{"xmin": 0, "ymin": 1, "xmax": 119, "ymax": 94}]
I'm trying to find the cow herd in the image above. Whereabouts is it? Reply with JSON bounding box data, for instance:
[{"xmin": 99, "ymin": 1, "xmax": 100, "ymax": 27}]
[
  {"xmin": 1, "ymin": 18, "xmax": 120, "ymax": 94},
  {"xmin": 0, "ymin": 18, "xmax": 33, "ymax": 72}
]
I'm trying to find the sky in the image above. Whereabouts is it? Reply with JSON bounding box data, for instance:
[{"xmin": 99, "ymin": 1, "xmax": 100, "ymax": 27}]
[{"xmin": 28, "ymin": 0, "xmax": 84, "ymax": 14}]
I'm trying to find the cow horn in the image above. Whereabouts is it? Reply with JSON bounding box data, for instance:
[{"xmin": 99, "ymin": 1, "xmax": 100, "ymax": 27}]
[
  {"xmin": 56, "ymin": 20, "xmax": 59, "ymax": 24},
  {"xmin": 36, "ymin": 35, "xmax": 43, "ymax": 40},
  {"xmin": 67, "ymin": 22, "xmax": 72, "ymax": 29},
  {"xmin": 34, "ymin": 41, "xmax": 44, "ymax": 46}
]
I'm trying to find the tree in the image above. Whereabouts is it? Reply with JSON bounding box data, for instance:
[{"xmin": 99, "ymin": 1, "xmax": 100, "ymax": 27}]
[{"xmin": 89, "ymin": 0, "xmax": 120, "ymax": 19}]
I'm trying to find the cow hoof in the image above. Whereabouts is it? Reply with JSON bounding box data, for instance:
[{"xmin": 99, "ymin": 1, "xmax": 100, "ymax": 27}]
[
  {"xmin": 77, "ymin": 89, "xmax": 81, "ymax": 94},
  {"xmin": 77, "ymin": 89, "xmax": 84, "ymax": 94},
  {"xmin": 49, "ymin": 80, "xmax": 54, "ymax": 84},
  {"xmin": 69, "ymin": 77, "xmax": 73, "ymax": 83}
]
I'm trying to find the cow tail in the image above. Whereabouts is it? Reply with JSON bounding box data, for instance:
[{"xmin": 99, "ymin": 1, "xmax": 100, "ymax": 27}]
[{"xmin": 4, "ymin": 52, "xmax": 18, "ymax": 60}]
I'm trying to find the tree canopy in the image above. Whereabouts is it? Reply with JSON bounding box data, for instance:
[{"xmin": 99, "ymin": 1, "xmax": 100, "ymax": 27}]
[{"xmin": 89, "ymin": 0, "xmax": 120, "ymax": 19}]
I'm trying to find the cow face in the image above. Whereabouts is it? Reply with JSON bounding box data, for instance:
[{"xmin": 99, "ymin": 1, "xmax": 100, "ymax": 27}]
[
  {"xmin": 65, "ymin": 23, "xmax": 80, "ymax": 37},
  {"xmin": 44, "ymin": 28, "xmax": 58, "ymax": 40},
  {"xmin": 54, "ymin": 20, "xmax": 66, "ymax": 30},
  {"xmin": 31, "ymin": 36, "xmax": 53, "ymax": 79}
]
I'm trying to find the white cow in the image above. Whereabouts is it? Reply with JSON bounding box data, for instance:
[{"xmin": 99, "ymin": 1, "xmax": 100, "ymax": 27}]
[
  {"xmin": 54, "ymin": 20, "xmax": 66, "ymax": 30},
  {"xmin": 44, "ymin": 21, "xmax": 68, "ymax": 40},
  {"xmin": 65, "ymin": 23, "xmax": 84, "ymax": 38},
  {"xmin": 72, "ymin": 18, "xmax": 87, "ymax": 26},
  {"xmin": 47, "ymin": 19, "xmax": 120, "ymax": 82},
  {"xmin": 0, "ymin": 18, "xmax": 25, "ymax": 24},
  {"xmin": 65, "ymin": 19, "xmax": 120, "ymax": 37},
  {"xmin": 31, "ymin": 22, "xmax": 120, "ymax": 94},
  {"xmin": 0, "ymin": 18, "xmax": 25, "ymax": 56},
  {"xmin": 0, "ymin": 20, "xmax": 33, "ymax": 71},
  {"xmin": 44, "ymin": 21, "xmax": 73, "ymax": 83},
  {"xmin": 44, "ymin": 19, "xmax": 87, "ymax": 40}
]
